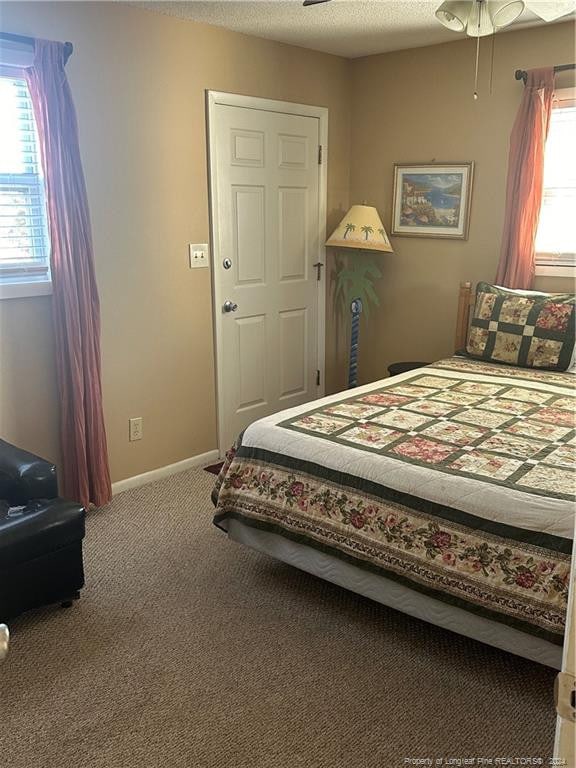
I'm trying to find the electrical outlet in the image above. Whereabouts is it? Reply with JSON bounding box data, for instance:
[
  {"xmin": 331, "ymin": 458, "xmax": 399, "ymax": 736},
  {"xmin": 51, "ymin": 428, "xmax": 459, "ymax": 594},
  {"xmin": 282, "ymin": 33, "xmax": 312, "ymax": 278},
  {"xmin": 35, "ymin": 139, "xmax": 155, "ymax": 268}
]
[
  {"xmin": 129, "ymin": 417, "xmax": 143, "ymax": 442},
  {"xmin": 189, "ymin": 243, "xmax": 209, "ymax": 269}
]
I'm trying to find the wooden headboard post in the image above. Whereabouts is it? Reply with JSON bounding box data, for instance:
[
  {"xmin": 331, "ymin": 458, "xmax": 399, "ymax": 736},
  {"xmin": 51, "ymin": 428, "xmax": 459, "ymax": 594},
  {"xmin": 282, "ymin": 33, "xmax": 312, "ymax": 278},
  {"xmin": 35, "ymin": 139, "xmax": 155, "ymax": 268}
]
[{"xmin": 455, "ymin": 281, "xmax": 473, "ymax": 352}]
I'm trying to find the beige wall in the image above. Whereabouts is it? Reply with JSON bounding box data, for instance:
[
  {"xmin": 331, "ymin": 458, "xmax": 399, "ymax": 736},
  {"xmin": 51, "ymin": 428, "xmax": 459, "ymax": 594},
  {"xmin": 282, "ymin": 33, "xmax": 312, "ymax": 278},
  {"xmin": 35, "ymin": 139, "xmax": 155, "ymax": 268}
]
[
  {"xmin": 0, "ymin": 2, "xmax": 351, "ymax": 481},
  {"xmin": 349, "ymin": 22, "xmax": 575, "ymax": 386}
]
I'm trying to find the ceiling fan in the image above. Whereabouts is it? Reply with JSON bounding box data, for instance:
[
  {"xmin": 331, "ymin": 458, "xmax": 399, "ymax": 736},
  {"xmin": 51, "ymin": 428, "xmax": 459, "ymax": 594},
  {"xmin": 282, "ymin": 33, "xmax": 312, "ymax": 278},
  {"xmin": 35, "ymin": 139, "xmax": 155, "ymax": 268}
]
[
  {"xmin": 435, "ymin": 1, "xmax": 575, "ymax": 35},
  {"xmin": 303, "ymin": 0, "xmax": 576, "ymax": 35},
  {"xmin": 303, "ymin": 0, "xmax": 575, "ymax": 97}
]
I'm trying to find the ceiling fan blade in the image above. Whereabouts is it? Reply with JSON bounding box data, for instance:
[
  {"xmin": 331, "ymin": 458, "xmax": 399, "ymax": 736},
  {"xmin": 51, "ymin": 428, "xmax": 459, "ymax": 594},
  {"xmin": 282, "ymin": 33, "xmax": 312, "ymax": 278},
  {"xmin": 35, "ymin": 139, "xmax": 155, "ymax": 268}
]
[
  {"xmin": 526, "ymin": 0, "xmax": 576, "ymax": 21},
  {"xmin": 303, "ymin": 0, "xmax": 332, "ymax": 6}
]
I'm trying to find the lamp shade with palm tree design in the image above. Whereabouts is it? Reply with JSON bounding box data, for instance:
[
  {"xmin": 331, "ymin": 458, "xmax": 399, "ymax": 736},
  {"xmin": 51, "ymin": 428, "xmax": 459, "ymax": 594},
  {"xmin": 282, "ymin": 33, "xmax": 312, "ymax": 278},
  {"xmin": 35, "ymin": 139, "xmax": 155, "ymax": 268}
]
[
  {"xmin": 325, "ymin": 204, "xmax": 392, "ymax": 389},
  {"xmin": 325, "ymin": 205, "xmax": 393, "ymax": 252}
]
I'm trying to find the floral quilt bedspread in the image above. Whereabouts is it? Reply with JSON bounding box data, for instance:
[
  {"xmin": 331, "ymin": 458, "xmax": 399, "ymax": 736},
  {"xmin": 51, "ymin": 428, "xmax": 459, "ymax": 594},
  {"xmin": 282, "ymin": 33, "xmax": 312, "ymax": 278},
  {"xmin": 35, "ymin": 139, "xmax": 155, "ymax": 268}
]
[{"xmin": 212, "ymin": 357, "xmax": 575, "ymax": 645}]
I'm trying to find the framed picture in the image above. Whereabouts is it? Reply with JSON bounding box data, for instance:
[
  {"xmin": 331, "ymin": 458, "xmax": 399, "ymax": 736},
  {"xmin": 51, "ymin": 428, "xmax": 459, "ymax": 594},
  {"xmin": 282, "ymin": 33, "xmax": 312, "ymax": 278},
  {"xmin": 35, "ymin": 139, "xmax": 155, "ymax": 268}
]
[{"xmin": 391, "ymin": 162, "xmax": 474, "ymax": 239}]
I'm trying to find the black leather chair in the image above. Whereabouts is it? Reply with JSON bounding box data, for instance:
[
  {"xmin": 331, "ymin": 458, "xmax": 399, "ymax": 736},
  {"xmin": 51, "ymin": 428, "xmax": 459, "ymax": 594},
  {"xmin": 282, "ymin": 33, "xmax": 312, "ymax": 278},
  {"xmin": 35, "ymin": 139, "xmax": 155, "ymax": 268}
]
[{"xmin": 0, "ymin": 440, "xmax": 86, "ymax": 621}]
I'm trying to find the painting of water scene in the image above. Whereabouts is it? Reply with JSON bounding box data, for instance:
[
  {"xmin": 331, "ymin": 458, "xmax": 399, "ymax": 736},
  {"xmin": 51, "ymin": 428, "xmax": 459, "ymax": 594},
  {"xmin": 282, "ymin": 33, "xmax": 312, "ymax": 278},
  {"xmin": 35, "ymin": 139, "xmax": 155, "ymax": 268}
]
[{"xmin": 391, "ymin": 163, "xmax": 474, "ymax": 239}]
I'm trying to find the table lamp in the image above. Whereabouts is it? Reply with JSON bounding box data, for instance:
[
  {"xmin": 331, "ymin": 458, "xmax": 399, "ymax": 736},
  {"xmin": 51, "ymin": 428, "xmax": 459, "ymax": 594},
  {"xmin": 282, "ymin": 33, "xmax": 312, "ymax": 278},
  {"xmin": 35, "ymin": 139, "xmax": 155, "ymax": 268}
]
[{"xmin": 326, "ymin": 204, "xmax": 393, "ymax": 388}]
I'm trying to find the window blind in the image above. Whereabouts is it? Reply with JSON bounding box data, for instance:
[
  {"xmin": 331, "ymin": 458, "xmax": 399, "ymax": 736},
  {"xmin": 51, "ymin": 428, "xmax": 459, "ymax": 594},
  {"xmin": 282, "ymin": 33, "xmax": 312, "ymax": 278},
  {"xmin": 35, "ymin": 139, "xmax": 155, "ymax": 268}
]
[
  {"xmin": 535, "ymin": 97, "xmax": 576, "ymax": 268},
  {"xmin": 0, "ymin": 75, "xmax": 50, "ymax": 283}
]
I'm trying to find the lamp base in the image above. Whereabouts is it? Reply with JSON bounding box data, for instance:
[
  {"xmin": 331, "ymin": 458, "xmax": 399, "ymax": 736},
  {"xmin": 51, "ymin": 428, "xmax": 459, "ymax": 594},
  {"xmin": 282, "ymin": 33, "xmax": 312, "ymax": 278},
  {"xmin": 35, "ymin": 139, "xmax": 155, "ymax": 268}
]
[{"xmin": 348, "ymin": 297, "xmax": 363, "ymax": 389}]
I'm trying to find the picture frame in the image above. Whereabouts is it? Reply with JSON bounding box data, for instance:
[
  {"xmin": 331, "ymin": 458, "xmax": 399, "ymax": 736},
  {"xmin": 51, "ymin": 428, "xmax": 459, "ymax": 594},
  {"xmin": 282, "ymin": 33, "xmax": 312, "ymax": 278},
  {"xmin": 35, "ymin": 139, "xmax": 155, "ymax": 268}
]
[{"xmin": 391, "ymin": 162, "xmax": 474, "ymax": 240}]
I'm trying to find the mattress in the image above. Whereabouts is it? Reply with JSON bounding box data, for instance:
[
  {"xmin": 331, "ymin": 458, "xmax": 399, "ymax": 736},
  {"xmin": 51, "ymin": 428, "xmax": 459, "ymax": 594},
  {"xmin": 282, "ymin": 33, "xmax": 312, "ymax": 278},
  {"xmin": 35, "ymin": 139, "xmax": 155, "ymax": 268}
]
[
  {"xmin": 212, "ymin": 356, "xmax": 574, "ymax": 663},
  {"xmin": 225, "ymin": 518, "xmax": 563, "ymax": 668}
]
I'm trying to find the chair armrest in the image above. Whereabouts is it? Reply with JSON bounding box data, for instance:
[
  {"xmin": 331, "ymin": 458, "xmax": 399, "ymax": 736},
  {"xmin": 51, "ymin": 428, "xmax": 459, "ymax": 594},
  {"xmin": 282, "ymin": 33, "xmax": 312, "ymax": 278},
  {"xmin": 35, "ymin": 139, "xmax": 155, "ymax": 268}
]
[{"xmin": 0, "ymin": 440, "xmax": 58, "ymax": 504}]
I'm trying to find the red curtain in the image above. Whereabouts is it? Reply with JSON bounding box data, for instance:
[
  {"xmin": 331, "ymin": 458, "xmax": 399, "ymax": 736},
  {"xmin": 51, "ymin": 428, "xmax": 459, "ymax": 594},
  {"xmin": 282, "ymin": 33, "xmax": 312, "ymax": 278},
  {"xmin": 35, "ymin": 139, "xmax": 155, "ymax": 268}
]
[
  {"xmin": 26, "ymin": 40, "xmax": 111, "ymax": 508},
  {"xmin": 495, "ymin": 67, "xmax": 555, "ymax": 290}
]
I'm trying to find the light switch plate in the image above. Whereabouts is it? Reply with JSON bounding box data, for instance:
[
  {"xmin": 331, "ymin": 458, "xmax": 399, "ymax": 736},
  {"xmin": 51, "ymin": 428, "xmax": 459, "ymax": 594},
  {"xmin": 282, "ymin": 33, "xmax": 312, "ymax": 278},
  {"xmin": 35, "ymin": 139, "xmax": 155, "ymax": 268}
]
[{"xmin": 189, "ymin": 243, "xmax": 209, "ymax": 269}]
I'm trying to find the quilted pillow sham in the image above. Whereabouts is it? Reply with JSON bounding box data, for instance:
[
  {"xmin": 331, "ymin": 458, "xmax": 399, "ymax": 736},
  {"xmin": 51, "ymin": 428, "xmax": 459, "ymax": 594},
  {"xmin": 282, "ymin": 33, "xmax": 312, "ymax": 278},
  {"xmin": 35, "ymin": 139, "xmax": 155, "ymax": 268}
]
[{"xmin": 466, "ymin": 281, "xmax": 575, "ymax": 371}]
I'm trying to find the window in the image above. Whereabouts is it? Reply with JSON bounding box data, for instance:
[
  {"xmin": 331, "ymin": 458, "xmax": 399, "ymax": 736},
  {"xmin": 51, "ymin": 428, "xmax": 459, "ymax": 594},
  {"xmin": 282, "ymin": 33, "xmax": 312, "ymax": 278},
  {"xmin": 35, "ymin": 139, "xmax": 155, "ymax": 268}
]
[
  {"xmin": 0, "ymin": 72, "xmax": 51, "ymax": 298},
  {"xmin": 535, "ymin": 88, "xmax": 576, "ymax": 276}
]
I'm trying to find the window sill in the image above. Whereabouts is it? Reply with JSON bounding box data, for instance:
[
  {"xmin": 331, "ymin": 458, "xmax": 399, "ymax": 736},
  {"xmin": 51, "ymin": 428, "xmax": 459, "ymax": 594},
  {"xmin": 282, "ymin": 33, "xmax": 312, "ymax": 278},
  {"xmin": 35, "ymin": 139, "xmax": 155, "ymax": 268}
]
[
  {"xmin": 534, "ymin": 265, "xmax": 576, "ymax": 279},
  {"xmin": 0, "ymin": 281, "xmax": 52, "ymax": 300}
]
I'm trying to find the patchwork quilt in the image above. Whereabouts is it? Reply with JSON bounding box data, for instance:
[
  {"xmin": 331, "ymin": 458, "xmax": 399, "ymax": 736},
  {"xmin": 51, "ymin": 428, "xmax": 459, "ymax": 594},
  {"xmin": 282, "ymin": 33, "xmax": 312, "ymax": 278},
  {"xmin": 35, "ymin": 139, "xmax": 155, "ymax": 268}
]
[{"xmin": 212, "ymin": 357, "xmax": 575, "ymax": 646}]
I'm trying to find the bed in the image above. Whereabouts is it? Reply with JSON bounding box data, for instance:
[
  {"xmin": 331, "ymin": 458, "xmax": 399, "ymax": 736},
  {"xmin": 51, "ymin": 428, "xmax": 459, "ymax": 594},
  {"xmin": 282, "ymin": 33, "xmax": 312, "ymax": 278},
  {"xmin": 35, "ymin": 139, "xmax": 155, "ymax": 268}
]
[{"xmin": 212, "ymin": 283, "xmax": 575, "ymax": 668}]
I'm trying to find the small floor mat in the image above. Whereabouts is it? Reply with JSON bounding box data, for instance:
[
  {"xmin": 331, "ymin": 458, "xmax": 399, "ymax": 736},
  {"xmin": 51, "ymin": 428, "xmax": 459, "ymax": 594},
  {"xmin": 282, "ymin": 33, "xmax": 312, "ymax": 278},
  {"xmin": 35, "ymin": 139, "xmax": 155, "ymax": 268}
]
[{"xmin": 204, "ymin": 461, "xmax": 224, "ymax": 476}]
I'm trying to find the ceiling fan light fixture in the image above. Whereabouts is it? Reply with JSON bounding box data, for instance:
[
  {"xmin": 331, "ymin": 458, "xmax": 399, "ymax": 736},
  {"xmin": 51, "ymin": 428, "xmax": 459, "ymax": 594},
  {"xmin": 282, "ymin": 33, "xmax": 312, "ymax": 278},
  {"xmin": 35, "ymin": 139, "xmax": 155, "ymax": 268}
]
[
  {"xmin": 302, "ymin": 0, "xmax": 331, "ymax": 6},
  {"xmin": 491, "ymin": 0, "xmax": 525, "ymax": 28},
  {"xmin": 435, "ymin": 1, "xmax": 471, "ymax": 31},
  {"xmin": 527, "ymin": 0, "xmax": 576, "ymax": 21},
  {"xmin": 466, "ymin": 0, "xmax": 496, "ymax": 36}
]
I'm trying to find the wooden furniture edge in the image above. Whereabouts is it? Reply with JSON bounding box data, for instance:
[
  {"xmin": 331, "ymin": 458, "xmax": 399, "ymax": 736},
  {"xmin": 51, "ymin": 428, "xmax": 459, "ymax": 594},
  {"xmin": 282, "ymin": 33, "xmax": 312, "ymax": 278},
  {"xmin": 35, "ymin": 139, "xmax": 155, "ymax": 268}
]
[{"xmin": 455, "ymin": 281, "xmax": 474, "ymax": 352}]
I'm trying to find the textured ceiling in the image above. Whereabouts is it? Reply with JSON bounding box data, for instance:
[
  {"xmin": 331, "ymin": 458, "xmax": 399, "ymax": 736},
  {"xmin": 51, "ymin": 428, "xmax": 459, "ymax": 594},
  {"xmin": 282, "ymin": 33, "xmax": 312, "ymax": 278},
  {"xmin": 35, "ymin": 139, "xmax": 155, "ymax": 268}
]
[{"xmin": 131, "ymin": 1, "xmax": 570, "ymax": 58}]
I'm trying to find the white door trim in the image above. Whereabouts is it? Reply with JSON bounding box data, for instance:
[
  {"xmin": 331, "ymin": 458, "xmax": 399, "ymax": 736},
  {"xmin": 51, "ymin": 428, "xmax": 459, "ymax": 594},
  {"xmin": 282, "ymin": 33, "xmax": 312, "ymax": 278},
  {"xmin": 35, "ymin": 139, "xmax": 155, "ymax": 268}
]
[{"xmin": 206, "ymin": 90, "xmax": 328, "ymax": 456}]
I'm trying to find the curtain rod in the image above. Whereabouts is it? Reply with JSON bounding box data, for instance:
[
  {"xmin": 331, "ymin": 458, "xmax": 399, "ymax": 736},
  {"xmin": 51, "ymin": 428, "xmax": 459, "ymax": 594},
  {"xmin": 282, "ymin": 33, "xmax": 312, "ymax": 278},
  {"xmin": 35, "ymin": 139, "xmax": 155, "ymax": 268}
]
[
  {"xmin": 515, "ymin": 63, "xmax": 575, "ymax": 84},
  {"xmin": 0, "ymin": 31, "xmax": 73, "ymax": 64}
]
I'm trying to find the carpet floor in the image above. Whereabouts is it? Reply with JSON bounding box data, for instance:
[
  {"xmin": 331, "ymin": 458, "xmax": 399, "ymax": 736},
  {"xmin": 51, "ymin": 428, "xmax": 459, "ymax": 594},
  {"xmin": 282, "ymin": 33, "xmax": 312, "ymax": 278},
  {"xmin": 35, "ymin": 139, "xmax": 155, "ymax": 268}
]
[{"xmin": 1, "ymin": 467, "xmax": 557, "ymax": 768}]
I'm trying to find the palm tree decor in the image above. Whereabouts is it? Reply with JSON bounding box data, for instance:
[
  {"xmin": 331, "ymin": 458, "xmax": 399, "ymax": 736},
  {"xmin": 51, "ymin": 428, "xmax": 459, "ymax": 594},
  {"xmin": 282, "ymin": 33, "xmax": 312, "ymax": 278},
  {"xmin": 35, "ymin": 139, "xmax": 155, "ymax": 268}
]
[
  {"xmin": 325, "ymin": 204, "xmax": 393, "ymax": 388},
  {"xmin": 335, "ymin": 255, "xmax": 382, "ymax": 387},
  {"xmin": 334, "ymin": 256, "xmax": 381, "ymax": 322}
]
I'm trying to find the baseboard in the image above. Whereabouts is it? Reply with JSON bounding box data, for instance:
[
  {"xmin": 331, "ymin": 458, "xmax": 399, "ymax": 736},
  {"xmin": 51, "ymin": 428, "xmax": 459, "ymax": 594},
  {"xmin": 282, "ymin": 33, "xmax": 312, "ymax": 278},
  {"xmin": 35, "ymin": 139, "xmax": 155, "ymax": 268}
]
[{"xmin": 111, "ymin": 449, "xmax": 220, "ymax": 495}]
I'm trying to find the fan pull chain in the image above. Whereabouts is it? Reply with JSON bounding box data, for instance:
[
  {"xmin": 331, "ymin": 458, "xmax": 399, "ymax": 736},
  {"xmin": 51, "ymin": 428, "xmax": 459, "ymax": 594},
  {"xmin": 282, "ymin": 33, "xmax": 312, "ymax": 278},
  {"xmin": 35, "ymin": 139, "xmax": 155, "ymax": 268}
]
[
  {"xmin": 473, "ymin": 0, "xmax": 482, "ymax": 99},
  {"xmin": 489, "ymin": 31, "xmax": 496, "ymax": 95}
]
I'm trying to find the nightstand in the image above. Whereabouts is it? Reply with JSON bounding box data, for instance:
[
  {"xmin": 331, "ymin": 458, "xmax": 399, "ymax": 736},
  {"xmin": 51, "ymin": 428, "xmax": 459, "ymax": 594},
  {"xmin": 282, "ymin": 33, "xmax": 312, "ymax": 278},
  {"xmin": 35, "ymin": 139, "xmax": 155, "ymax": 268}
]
[{"xmin": 387, "ymin": 361, "xmax": 428, "ymax": 377}]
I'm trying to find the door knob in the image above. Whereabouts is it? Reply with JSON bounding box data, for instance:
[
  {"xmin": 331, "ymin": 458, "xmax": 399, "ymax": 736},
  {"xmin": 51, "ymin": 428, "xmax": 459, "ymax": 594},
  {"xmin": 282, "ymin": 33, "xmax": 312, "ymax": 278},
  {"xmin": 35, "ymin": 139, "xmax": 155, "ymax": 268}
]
[{"xmin": 223, "ymin": 300, "xmax": 238, "ymax": 313}]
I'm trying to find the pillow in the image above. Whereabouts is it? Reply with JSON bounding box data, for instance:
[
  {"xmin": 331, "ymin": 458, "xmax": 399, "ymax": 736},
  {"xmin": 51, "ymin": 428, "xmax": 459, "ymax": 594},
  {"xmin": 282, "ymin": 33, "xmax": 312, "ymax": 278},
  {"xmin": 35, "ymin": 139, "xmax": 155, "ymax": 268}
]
[{"xmin": 466, "ymin": 281, "xmax": 575, "ymax": 371}]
